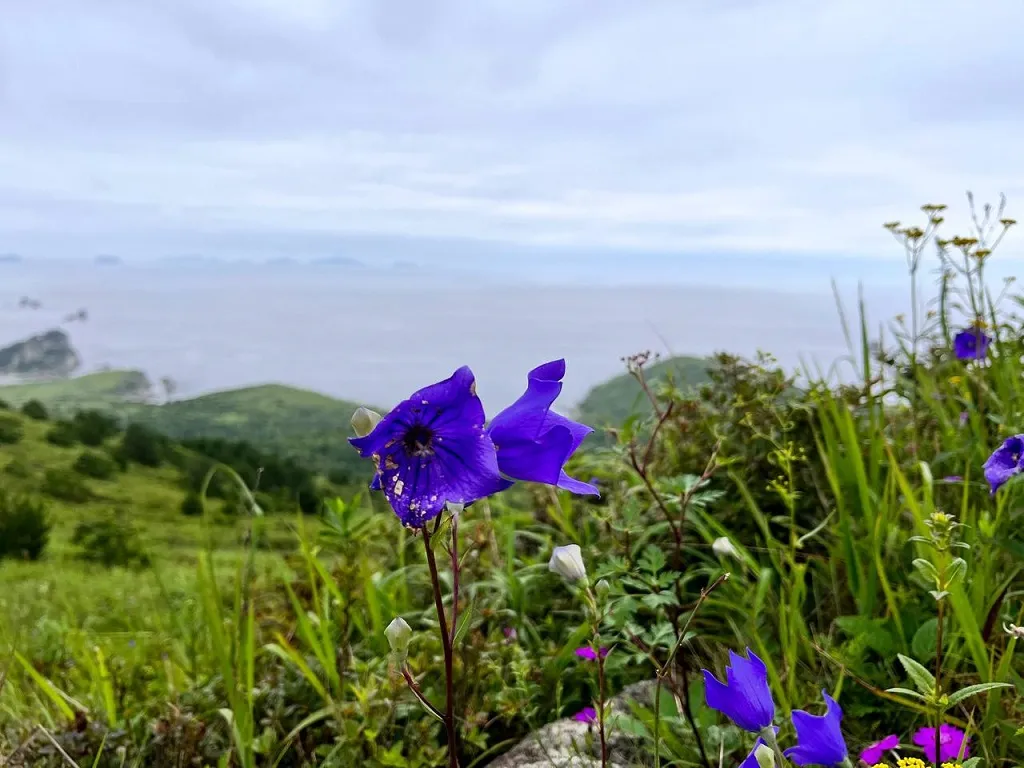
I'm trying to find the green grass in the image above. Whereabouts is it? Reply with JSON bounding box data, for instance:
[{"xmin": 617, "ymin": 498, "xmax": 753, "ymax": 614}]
[
  {"xmin": 0, "ymin": 370, "xmax": 152, "ymax": 411},
  {"xmin": 0, "ymin": 376, "xmax": 373, "ymax": 480}
]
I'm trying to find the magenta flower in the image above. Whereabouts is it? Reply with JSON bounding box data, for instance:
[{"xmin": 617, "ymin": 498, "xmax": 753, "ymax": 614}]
[
  {"xmin": 859, "ymin": 734, "xmax": 898, "ymax": 765},
  {"xmin": 954, "ymin": 327, "xmax": 991, "ymax": 360},
  {"xmin": 575, "ymin": 646, "xmax": 609, "ymax": 661},
  {"xmin": 503, "ymin": 627, "xmax": 518, "ymax": 643},
  {"xmin": 983, "ymin": 435, "xmax": 1024, "ymax": 495},
  {"xmin": 574, "ymin": 707, "xmax": 597, "ymax": 724},
  {"xmin": 487, "ymin": 360, "xmax": 598, "ymax": 496},
  {"xmin": 913, "ymin": 725, "xmax": 969, "ymax": 763}
]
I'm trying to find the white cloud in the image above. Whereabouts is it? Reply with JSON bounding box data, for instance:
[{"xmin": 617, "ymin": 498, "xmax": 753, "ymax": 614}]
[{"xmin": 1, "ymin": 0, "xmax": 1023, "ymax": 261}]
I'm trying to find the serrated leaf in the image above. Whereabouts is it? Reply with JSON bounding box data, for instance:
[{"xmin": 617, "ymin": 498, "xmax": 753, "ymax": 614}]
[
  {"xmin": 962, "ymin": 757, "xmax": 982, "ymax": 768},
  {"xmin": 945, "ymin": 682, "xmax": 1012, "ymax": 708},
  {"xmin": 885, "ymin": 687, "xmax": 930, "ymax": 702},
  {"xmin": 898, "ymin": 653, "xmax": 936, "ymax": 695}
]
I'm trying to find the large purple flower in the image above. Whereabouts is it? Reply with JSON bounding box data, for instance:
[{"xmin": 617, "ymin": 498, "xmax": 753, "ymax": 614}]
[
  {"xmin": 983, "ymin": 435, "xmax": 1024, "ymax": 495},
  {"xmin": 703, "ymin": 648, "xmax": 775, "ymax": 733},
  {"xmin": 487, "ymin": 360, "xmax": 598, "ymax": 495},
  {"xmin": 954, "ymin": 327, "xmax": 991, "ymax": 360},
  {"xmin": 912, "ymin": 725, "xmax": 969, "ymax": 763},
  {"xmin": 349, "ymin": 366, "xmax": 506, "ymax": 526},
  {"xmin": 784, "ymin": 691, "xmax": 848, "ymax": 767}
]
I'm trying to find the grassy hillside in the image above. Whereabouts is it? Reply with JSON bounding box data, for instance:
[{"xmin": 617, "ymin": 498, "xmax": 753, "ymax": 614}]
[
  {"xmin": 575, "ymin": 354, "xmax": 713, "ymax": 428},
  {"xmin": 0, "ymin": 405, "xmax": 303, "ymax": 563},
  {"xmin": 0, "ymin": 369, "xmax": 152, "ymax": 411},
  {"xmin": 128, "ymin": 384, "xmax": 371, "ymax": 482},
  {"xmin": 0, "ymin": 375, "xmax": 373, "ymax": 482}
]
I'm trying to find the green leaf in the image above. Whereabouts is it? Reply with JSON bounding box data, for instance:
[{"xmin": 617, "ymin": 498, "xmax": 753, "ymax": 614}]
[
  {"xmin": 911, "ymin": 619, "xmax": 939, "ymax": 662},
  {"xmin": 912, "ymin": 558, "xmax": 939, "ymax": 583},
  {"xmin": 885, "ymin": 687, "xmax": 930, "ymax": 702},
  {"xmin": 897, "ymin": 653, "xmax": 936, "ymax": 695},
  {"xmin": 945, "ymin": 682, "xmax": 1012, "ymax": 708},
  {"xmin": 961, "ymin": 758, "xmax": 983, "ymax": 768}
]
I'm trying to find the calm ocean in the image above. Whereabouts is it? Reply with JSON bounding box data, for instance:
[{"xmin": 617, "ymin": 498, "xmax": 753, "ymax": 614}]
[{"xmin": 0, "ymin": 262, "xmax": 909, "ymax": 409}]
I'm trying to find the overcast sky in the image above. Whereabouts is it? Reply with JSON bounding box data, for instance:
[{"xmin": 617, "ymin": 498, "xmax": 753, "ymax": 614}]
[{"xmin": 2, "ymin": 0, "xmax": 1023, "ymax": 267}]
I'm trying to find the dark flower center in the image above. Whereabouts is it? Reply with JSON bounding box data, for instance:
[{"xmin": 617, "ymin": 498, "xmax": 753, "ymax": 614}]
[{"xmin": 403, "ymin": 424, "xmax": 434, "ymax": 457}]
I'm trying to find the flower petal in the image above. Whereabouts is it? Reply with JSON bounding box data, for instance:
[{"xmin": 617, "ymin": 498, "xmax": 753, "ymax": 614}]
[
  {"xmin": 493, "ymin": 423, "xmax": 573, "ymax": 485},
  {"xmin": 376, "ymin": 426, "xmax": 504, "ymax": 526},
  {"xmin": 784, "ymin": 691, "xmax": 847, "ymax": 767}
]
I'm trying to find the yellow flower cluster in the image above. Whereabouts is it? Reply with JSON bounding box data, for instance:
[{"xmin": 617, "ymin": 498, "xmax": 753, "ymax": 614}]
[{"xmin": 896, "ymin": 759, "xmax": 926, "ymax": 768}]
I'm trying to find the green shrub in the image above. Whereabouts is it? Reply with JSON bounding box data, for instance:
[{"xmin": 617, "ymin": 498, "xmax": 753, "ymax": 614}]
[
  {"xmin": 41, "ymin": 468, "xmax": 94, "ymax": 503},
  {"xmin": 117, "ymin": 423, "xmax": 167, "ymax": 467},
  {"xmin": 45, "ymin": 420, "xmax": 79, "ymax": 447},
  {"xmin": 72, "ymin": 450, "xmax": 117, "ymax": 480},
  {"xmin": 0, "ymin": 398, "xmax": 9, "ymax": 410},
  {"xmin": 180, "ymin": 493, "xmax": 205, "ymax": 517},
  {"xmin": 71, "ymin": 516, "xmax": 150, "ymax": 568},
  {"xmin": 20, "ymin": 399, "xmax": 48, "ymax": 421},
  {"xmin": 71, "ymin": 410, "xmax": 120, "ymax": 447},
  {"xmin": 3, "ymin": 458, "xmax": 32, "ymax": 479},
  {"xmin": 0, "ymin": 414, "xmax": 24, "ymax": 445},
  {"xmin": 0, "ymin": 491, "xmax": 50, "ymax": 560}
]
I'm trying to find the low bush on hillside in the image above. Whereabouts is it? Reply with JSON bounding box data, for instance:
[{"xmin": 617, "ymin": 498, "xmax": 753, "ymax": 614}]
[
  {"xmin": 73, "ymin": 450, "xmax": 118, "ymax": 480},
  {"xmin": 45, "ymin": 419, "xmax": 79, "ymax": 447},
  {"xmin": 0, "ymin": 491, "xmax": 49, "ymax": 560},
  {"xmin": 117, "ymin": 423, "xmax": 169, "ymax": 467},
  {"xmin": 71, "ymin": 409, "xmax": 121, "ymax": 446},
  {"xmin": 41, "ymin": 467, "xmax": 94, "ymax": 503},
  {"xmin": 20, "ymin": 399, "xmax": 48, "ymax": 421},
  {"xmin": 71, "ymin": 515, "xmax": 150, "ymax": 568},
  {"xmin": 0, "ymin": 413, "xmax": 24, "ymax": 445}
]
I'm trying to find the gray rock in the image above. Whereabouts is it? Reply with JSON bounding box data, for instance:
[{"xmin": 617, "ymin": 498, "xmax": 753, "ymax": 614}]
[
  {"xmin": 488, "ymin": 681, "xmax": 657, "ymax": 768},
  {"xmin": 0, "ymin": 329, "xmax": 80, "ymax": 377}
]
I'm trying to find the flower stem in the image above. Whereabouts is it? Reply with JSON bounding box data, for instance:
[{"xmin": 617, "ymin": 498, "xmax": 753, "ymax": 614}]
[
  {"xmin": 934, "ymin": 599, "xmax": 945, "ymax": 768},
  {"xmin": 596, "ymin": 646, "xmax": 608, "ymax": 767},
  {"xmin": 423, "ymin": 524, "xmax": 458, "ymax": 768}
]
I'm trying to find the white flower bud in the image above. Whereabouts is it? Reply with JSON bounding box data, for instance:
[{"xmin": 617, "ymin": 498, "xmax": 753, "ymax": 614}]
[
  {"xmin": 755, "ymin": 744, "xmax": 775, "ymax": 768},
  {"xmin": 549, "ymin": 544, "xmax": 587, "ymax": 583},
  {"xmin": 351, "ymin": 407, "xmax": 382, "ymax": 438},
  {"xmin": 594, "ymin": 579, "xmax": 610, "ymax": 598},
  {"xmin": 385, "ymin": 617, "xmax": 412, "ymax": 658},
  {"xmin": 712, "ymin": 537, "xmax": 739, "ymax": 559}
]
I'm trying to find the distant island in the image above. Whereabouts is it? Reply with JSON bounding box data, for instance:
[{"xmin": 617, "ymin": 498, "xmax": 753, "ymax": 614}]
[
  {"xmin": 95, "ymin": 254, "xmax": 122, "ymax": 265},
  {"xmin": 311, "ymin": 256, "xmax": 365, "ymax": 267},
  {"xmin": 0, "ymin": 254, "xmax": 23, "ymax": 264},
  {"xmin": 0, "ymin": 329, "xmax": 81, "ymax": 378}
]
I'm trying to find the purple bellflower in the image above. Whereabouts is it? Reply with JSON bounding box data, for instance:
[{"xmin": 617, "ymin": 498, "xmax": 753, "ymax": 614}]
[
  {"xmin": 953, "ymin": 327, "xmax": 991, "ymax": 360},
  {"xmin": 784, "ymin": 691, "xmax": 848, "ymax": 767},
  {"xmin": 575, "ymin": 646, "xmax": 609, "ymax": 661},
  {"xmin": 912, "ymin": 725, "xmax": 969, "ymax": 763},
  {"xmin": 859, "ymin": 734, "xmax": 899, "ymax": 765},
  {"xmin": 703, "ymin": 648, "xmax": 775, "ymax": 733},
  {"xmin": 349, "ymin": 366, "xmax": 506, "ymax": 526},
  {"xmin": 488, "ymin": 359, "xmax": 599, "ymax": 496},
  {"xmin": 983, "ymin": 435, "xmax": 1024, "ymax": 495}
]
